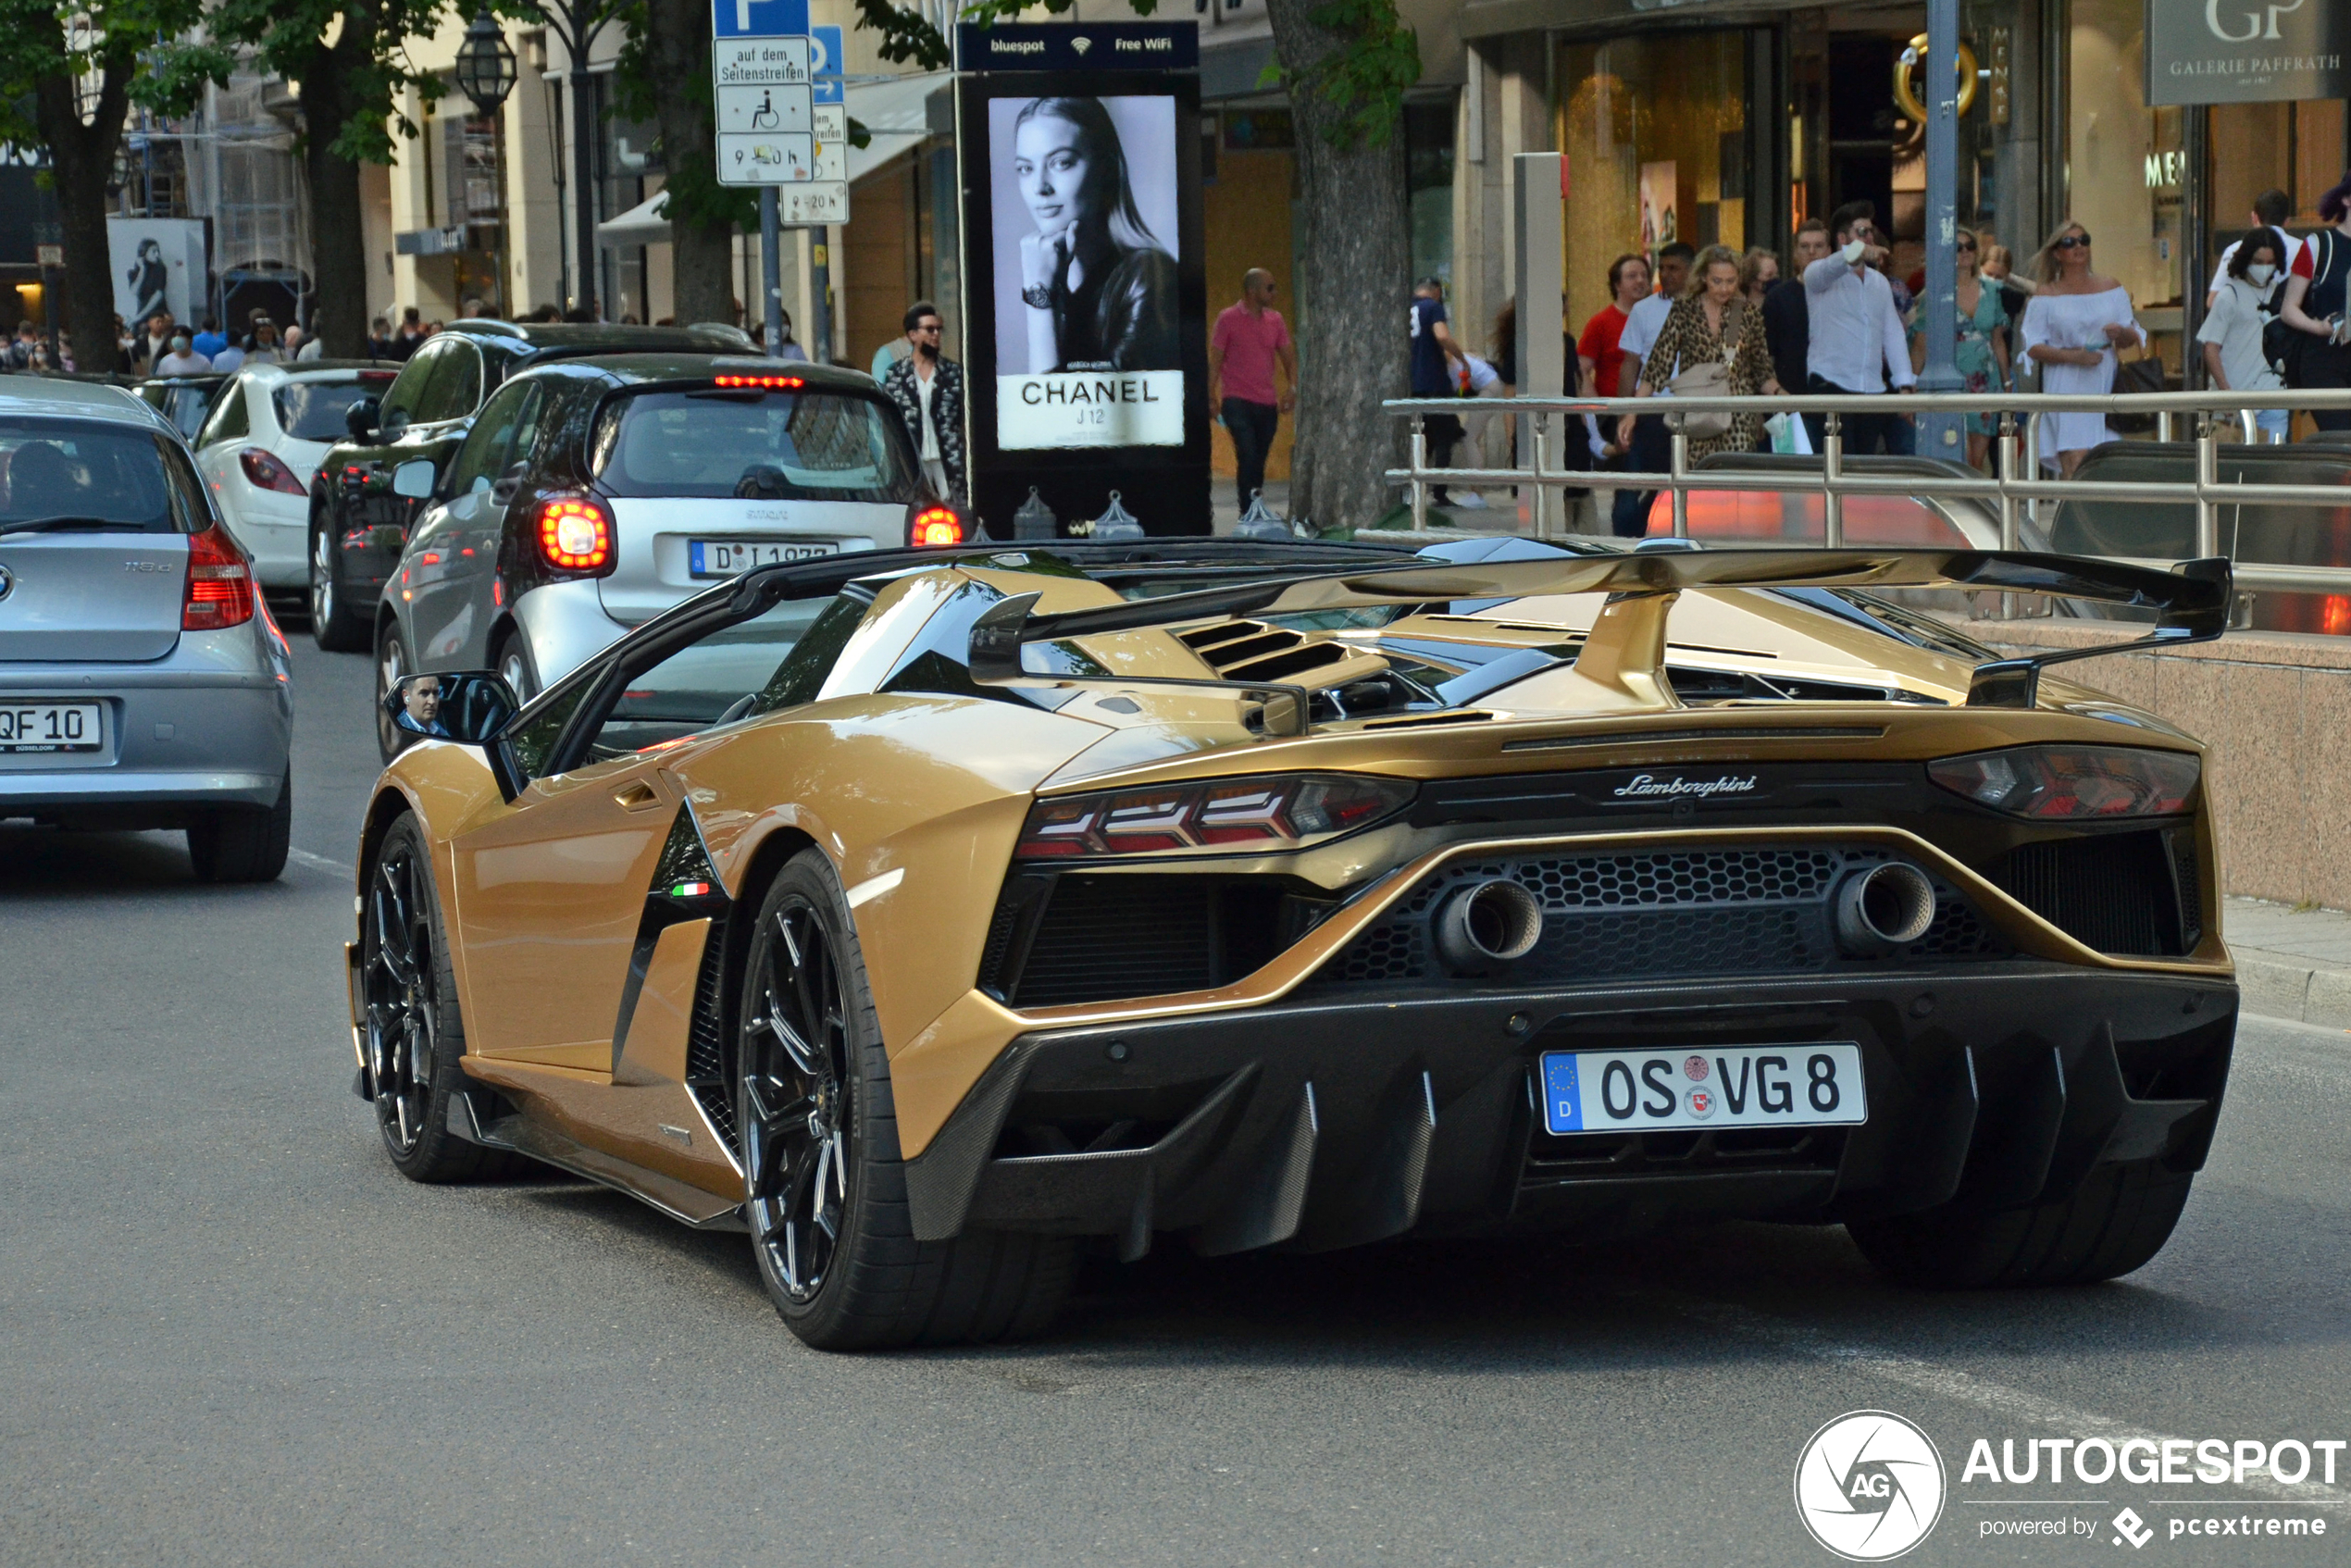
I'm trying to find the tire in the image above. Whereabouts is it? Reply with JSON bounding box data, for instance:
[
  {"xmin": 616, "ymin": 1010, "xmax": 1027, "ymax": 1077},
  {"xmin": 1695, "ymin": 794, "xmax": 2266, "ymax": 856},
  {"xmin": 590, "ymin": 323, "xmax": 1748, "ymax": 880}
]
[
  {"xmin": 492, "ymin": 630, "xmax": 540, "ymax": 703},
  {"xmin": 187, "ymin": 767, "xmax": 291, "ymax": 883},
  {"xmin": 375, "ymin": 620, "xmax": 413, "ymax": 764},
  {"xmin": 1847, "ymin": 1159, "xmax": 2194, "ymax": 1288},
  {"xmin": 738, "ymin": 849, "xmax": 1074, "ymax": 1350},
  {"xmin": 310, "ymin": 518, "xmax": 369, "ymax": 652},
  {"xmin": 361, "ymin": 813, "xmax": 527, "ymax": 1182}
]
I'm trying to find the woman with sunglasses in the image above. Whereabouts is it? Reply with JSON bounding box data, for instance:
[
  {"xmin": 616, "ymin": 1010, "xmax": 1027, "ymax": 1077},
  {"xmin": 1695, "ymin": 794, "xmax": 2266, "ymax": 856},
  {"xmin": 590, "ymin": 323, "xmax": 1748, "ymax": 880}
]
[
  {"xmin": 2018, "ymin": 222, "xmax": 2146, "ymax": 476},
  {"xmin": 1907, "ymin": 231, "xmax": 2011, "ymax": 470}
]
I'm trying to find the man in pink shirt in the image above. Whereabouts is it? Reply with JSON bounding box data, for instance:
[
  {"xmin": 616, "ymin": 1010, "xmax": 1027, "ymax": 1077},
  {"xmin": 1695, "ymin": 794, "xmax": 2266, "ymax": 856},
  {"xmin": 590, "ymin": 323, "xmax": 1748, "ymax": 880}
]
[{"xmin": 1209, "ymin": 268, "xmax": 1297, "ymax": 512}]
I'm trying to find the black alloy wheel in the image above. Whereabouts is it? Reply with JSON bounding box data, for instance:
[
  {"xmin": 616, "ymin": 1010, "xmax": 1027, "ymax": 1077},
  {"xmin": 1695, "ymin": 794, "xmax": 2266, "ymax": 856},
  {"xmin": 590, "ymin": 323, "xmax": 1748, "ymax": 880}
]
[
  {"xmin": 311, "ymin": 520, "xmax": 368, "ymax": 652},
  {"xmin": 736, "ymin": 850, "xmax": 1074, "ymax": 1350},
  {"xmin": 742, "ymin": 891, "xmax": 852, "ymax": 1304},
  {"xmin": 375, "ymin": 623, "xmax": 412, "ymax": 764},
  {"xmin": 360, "ymin": 815, "xmax": 518, "ymax": 1181}
]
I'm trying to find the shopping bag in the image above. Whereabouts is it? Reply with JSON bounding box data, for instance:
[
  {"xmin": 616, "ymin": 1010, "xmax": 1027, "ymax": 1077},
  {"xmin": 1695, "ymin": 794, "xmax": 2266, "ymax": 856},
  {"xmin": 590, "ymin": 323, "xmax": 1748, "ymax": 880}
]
[{"xmin": 1765, "ymin": 411, "xmax": 1813, "ymax": 455}]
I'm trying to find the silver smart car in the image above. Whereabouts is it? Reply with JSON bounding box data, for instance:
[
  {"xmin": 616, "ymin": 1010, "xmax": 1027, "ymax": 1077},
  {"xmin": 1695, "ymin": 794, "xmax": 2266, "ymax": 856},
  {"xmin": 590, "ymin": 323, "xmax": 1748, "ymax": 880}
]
[{"xmin": 0, "ymin": 379, "xmax": 294, "ymax": 880}]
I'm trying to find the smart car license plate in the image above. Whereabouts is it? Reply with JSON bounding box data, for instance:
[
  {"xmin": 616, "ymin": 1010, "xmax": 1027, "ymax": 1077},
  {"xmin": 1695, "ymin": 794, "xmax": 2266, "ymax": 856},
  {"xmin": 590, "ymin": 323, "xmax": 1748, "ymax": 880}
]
[
  {"xmin": 1538, "ymin": 1044, "xmax": 1866, "ymax": 1134},
  {"xmin": 690, "ymin": 539, "xmax": 840, "ymax": 577},
  {"xmin": 0, "ymin": 701, "xmax": 102, "ymax": 753}
]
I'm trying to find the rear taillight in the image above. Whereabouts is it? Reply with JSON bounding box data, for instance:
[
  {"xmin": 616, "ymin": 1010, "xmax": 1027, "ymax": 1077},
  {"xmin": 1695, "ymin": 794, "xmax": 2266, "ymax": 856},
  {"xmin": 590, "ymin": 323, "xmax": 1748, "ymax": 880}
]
[
  {"xmin": 1014, "ymin": 773, "xmax": 1415, "ymax": 862},
  {"xmin": 714, "ymin": 374, "xmax": 804, "ymax": 389},
  {"xmin": 909, "ymin": 504, "xmax": 964, "ymax": 547},
  {"xmin": 183, "ymin": 524, "xmax": 255, "ymax": 631},
  {"xmin": 238, "ymin": 447, "xmax": 306, "ymax": 495},
  {"xmin": 537, "ymin": 494, "xmax": 614, "ymax": 573},
  {"xmin": 1928, "ymin": 745, "xmax": 2199, "ymax": 819}
]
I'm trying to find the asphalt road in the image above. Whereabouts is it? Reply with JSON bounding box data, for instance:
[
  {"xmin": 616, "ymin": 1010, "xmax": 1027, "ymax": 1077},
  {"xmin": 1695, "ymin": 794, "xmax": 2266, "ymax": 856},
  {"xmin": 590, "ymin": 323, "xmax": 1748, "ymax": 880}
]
[{"xmin": 6, "ymin": 636, "xmax": 2349, "ymax": 1567}]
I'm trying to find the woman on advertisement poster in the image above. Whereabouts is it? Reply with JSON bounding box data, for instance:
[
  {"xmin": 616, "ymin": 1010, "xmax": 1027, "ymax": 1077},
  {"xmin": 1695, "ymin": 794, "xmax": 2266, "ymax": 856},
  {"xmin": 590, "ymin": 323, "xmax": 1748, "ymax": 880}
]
[
  {"xmin": 1013, "ymin": 96, "xmax": 1180, "ymax": 374},
  {"xmin": 126, "ymin": 239, "xmax": 169, "ymax": 328}
]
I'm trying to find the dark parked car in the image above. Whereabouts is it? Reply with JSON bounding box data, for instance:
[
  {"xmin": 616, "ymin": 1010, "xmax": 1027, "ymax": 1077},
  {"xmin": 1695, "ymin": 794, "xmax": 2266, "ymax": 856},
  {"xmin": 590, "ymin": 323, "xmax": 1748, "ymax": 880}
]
[{"xmin": 305, "ymin": 320, "xmax": 751, "ymax": 651}]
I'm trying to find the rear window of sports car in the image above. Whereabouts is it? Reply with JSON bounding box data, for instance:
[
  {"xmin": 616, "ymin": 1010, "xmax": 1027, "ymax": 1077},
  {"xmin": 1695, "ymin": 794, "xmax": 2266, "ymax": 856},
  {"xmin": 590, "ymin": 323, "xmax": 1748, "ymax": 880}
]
[{"xmin": 590, "ymin": 388, "xmax": 918, "ymax": 504}]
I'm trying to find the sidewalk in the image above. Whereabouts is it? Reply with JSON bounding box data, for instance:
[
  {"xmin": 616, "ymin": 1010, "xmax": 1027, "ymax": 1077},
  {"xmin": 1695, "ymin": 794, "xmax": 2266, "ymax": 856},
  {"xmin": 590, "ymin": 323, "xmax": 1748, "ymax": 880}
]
[{"xmin": 2228, "ymin": 897, "xmax": 2351, "ymax": 1027}]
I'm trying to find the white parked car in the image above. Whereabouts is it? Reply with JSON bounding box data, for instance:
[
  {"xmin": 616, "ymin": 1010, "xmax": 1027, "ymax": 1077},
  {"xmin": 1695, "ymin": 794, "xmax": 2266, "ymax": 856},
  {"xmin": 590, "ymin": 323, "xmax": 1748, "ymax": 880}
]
[{"xmin": 192, "ymin": 361, "xmax": 398, "ymax": 594}]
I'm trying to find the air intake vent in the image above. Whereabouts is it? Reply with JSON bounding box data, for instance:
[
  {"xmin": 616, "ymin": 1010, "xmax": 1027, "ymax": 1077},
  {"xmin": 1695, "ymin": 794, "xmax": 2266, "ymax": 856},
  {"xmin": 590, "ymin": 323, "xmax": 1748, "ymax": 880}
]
[{"xmin": 1996, "ymin": 829, "xmax": 2188, "ymax": 957}]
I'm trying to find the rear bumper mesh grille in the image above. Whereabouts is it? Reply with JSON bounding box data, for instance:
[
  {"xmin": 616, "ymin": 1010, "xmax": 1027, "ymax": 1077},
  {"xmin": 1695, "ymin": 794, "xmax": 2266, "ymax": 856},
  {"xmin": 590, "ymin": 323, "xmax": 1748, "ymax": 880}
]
[{"xmin": 1325, "ymin": 846, "xmax": 2005, "ymax": 986}]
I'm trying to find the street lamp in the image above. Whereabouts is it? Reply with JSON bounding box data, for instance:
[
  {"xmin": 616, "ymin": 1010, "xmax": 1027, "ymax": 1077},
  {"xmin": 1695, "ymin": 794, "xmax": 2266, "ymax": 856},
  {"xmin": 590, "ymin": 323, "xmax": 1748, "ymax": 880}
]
[
  {"xmin": 453, "ymin": 10, "xmax": 518, "ymax": 317},
  {"xmin": 527, "ymin": 0, "xmax": 622, "ymax": 320},
  {"xmin": 454, "ymin": 10, "xmax": 519, "ymax": 116}
]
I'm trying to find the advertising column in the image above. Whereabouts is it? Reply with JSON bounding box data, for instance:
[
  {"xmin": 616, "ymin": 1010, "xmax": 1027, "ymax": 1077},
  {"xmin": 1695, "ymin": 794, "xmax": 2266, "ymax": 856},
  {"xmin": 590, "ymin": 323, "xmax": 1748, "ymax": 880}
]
[{"xmin": 955, "ymin": 21, "xmax": 1210, "ymax": 536}]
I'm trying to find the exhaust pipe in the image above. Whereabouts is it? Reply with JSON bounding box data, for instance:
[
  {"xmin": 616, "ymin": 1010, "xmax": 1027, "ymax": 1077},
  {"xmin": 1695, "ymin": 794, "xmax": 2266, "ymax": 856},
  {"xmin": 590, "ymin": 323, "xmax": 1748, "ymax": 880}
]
[
  {"xmin": 1434, "ymin": 877, "xmax": 1545, "ymax": 972},
  {"xmin": 1834, "ymin": 863, "xmax": 1937, "ymax": 955}
]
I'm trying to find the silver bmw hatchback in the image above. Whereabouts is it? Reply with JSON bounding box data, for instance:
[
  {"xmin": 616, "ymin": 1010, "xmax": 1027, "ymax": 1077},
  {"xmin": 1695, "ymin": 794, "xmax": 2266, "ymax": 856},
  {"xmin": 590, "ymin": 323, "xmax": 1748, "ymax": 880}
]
[{"xmin": 0, "ymin": 378, "xmax": 294, "ymax": 880}]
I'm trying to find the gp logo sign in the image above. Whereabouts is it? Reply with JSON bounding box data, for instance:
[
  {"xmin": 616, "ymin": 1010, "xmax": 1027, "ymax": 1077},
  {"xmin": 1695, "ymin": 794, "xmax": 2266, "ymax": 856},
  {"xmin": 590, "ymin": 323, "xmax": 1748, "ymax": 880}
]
[{"xmin": 1796, "ymin": 1412, "xmax": 1947, "ymax": 1561}]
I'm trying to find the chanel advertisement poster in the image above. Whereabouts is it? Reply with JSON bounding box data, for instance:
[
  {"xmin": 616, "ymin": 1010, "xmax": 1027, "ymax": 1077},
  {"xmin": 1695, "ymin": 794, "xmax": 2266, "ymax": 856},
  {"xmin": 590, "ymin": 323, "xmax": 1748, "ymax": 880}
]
[
  {"xmin": 988, "ymin": 93, "xmax": 1183, "ymax": 450},
  {"xmin": 955, "ymin": 23, "xmax": 1210, "ymax": 535}
]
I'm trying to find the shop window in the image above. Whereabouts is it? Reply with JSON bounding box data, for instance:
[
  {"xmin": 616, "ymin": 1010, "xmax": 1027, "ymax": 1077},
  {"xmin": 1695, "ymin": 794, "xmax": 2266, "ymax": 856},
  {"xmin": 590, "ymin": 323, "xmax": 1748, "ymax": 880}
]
[
  {"xmin": 1405, "ymin": 101, "xmax": 1455, "ymax": 291},
  {"xmin": 2067, "ymin": 0, "xmax": 2183, "ymax": 311},
  {"xmin": 1554, "ymin": 32, "xmax": 1748, "ymax": 337}
]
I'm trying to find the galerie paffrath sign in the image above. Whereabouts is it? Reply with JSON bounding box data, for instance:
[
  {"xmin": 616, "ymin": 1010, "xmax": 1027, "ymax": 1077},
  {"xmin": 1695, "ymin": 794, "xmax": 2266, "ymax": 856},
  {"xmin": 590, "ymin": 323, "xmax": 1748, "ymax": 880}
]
[{"xmin": 2146, "ymin": 0, "xmax": 2345, "ymax": 105}]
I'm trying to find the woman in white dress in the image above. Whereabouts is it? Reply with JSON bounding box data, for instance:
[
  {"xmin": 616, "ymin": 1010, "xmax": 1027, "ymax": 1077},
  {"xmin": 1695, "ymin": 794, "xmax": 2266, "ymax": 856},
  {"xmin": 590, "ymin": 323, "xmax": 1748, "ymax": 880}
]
[{"xmin": 2018, "ymin": 221, "xmax": 2146, "ymax": 476}]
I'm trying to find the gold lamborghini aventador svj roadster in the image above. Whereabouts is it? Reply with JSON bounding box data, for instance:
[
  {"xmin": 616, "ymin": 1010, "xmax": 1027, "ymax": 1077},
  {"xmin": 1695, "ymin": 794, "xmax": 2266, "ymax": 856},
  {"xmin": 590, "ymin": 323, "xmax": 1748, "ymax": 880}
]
[{"xmin": 346, "ymin": 537, "xmax": 2239, "ymax": 1350}]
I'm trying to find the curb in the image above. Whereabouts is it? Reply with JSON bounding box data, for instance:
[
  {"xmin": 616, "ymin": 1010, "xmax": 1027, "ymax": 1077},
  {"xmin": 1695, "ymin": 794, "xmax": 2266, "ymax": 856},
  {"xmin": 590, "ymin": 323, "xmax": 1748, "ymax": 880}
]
[{"xmin": 2233, "ymin": 948, "xmax": 2351, "ymax": 1031}]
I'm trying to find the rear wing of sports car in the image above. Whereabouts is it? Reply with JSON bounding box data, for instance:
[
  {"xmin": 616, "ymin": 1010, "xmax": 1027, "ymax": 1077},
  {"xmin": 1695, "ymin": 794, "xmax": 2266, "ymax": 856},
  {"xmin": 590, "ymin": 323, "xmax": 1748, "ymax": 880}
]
[{"xmin": 967, "ymin": 547, "xmax": 2231, "ymax": 725}]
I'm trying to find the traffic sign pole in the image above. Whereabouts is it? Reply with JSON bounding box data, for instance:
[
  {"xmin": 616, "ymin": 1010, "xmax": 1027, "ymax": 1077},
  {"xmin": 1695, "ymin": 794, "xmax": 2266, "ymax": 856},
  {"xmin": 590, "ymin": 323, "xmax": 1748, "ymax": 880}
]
[
  {"xmin": 761, "ymin": 188, "xmax": 784, "ymax": 359},
  {"xmin": 812, "ymin": 238, "xmax": 831, "ymax": 365}
]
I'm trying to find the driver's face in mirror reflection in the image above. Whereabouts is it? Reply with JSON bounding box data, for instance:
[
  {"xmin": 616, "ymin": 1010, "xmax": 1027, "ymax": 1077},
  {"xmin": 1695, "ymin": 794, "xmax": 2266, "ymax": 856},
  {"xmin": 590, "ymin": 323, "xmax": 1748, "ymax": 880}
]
[{"xmin": 404, "ymin": 680, "xmax": 442, "ymax": 728}]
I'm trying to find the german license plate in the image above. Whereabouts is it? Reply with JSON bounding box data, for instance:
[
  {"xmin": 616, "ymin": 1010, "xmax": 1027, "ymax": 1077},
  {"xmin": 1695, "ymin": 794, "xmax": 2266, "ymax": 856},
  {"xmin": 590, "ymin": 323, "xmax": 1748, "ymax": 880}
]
[
  {"xmin": 689, "ymin": 539, "xmax": 840, "ymax": 577},
  {"xmin": 1538, "ymin": 1043, "xmax": 1866, "ymax": 1135},
  {"xmin": 0, "ymin": 701, "xmax": 102, "ymax": 753}
]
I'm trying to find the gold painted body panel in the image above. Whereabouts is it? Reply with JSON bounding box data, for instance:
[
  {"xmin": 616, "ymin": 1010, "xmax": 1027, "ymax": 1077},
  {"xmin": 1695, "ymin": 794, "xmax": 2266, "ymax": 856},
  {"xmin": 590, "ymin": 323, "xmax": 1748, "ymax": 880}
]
[{"xmin": 615, "ymin": 918, "xmax": 709, "ymax": 1086}]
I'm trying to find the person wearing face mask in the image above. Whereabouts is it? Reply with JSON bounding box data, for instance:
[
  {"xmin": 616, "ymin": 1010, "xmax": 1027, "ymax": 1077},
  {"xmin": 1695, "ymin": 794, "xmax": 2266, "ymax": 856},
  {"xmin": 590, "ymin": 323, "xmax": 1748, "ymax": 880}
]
[
  {"xmin": 2207, "ymin": 189, "xmax": 2303, "ymax": 308},
  {"xmin": 2197, "ymin": 228, "xmax": 2290, "ymax": 443},
  {"xmin": 881, "ymin": 303, "xmax": 965, "ymax": 503}
]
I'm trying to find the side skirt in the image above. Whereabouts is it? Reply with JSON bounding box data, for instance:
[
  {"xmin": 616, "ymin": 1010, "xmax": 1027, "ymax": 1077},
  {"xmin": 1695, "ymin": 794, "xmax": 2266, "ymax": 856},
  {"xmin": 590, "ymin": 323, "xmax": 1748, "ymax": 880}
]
[{"xmin": 446, "ymin": 1089, "xmax": 749, "ymax": 1233}]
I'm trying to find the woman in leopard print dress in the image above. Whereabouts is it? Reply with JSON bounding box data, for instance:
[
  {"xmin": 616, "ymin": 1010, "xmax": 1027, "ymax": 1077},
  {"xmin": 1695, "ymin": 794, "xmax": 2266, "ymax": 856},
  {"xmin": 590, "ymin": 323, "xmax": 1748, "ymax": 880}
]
[{"xmin": 1618, "ymin": 243, "xmax": 1782, "ymax": 464}]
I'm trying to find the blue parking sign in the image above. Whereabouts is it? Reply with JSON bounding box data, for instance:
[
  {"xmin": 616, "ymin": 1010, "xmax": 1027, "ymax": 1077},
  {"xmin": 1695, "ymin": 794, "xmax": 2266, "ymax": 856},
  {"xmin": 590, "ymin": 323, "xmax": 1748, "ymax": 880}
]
[
  {"xmin": 810, "ymin": 24, "xmax": 843, "ymax": 103},
  {"xmin": 712, "ymin": 0, "xmax": 808, "ymax": 38}
]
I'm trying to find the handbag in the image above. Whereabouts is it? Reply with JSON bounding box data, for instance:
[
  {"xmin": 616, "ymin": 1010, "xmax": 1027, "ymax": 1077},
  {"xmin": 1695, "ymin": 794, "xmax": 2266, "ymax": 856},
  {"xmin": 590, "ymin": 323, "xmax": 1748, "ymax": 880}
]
[
  {"xmin": 2106, "ymin": 346, "xmax": 2167, "ymax": 435},
  {"xmin": 1665, "ymin": 301, "xmax": 1747, "ymax": 441}
]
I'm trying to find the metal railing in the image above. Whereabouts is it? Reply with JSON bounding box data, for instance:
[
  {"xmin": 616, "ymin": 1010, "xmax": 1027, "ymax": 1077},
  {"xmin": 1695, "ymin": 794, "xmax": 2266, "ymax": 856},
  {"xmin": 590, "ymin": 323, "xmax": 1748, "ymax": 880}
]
[{"xmin": 1385, "ymin": 389, "xmax": 2351, "ymax": 599}]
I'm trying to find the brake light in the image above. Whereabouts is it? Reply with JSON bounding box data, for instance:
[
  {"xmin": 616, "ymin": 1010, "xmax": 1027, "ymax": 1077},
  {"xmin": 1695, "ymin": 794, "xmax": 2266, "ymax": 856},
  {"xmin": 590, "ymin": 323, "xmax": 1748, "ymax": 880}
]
[
  {"xmin": 537, "ymin": 494, "xmax": 613, "ymax": 572},
  {"xmin": 1015, "ymin": 773, "xmax": 1414, "ymax": 861},
  {"xmin": 182, "ymin": 524, "xmax": 255, "ymax": 631},
  {"xmin": 1928, "ymin": 745, "xmax": 2199, "ymax": 819},
  {"xmin": 714, "ymin": 375, "xmax": 804, "ymax": 389},
  {"xmin": 238, "ymin": 447, "xmax": 306, "ymax": 495},
  {"xmin": 910, "ymin": 504, "xmax": 964, "ymax": 547}
]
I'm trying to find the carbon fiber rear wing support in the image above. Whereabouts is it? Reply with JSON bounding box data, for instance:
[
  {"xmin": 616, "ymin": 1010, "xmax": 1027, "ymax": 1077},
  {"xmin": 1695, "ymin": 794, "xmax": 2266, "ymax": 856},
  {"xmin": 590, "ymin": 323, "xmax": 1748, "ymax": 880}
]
[{"xmin": 964, "ymin": 551, "xmax": 2233, "ymax": 716}]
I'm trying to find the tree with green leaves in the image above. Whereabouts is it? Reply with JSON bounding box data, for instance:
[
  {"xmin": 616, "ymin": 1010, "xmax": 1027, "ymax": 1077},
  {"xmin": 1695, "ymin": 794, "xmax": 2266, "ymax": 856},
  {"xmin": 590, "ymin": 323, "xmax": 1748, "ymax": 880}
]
[
  {"xmin": 0, "ymin": 0, "xmax": 228, "ymax": 366},
  {"xmin": 612, "ymin": 0, "xmax": 749, "ymax": 326},
  {"xmin": 851, "ymin": 0, "xmax": 1420, "ymax": 529},
  {"xmin": 212, "ymin": 0, "xmax": 457, "ymax": 355}
]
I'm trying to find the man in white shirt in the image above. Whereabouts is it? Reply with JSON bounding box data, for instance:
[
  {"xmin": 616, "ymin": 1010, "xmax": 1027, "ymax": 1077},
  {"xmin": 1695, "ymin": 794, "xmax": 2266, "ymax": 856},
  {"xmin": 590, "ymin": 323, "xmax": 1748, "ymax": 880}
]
[
  {"xmin": 1804, "ymin": 200, "xmax": 1917, "ymax": 454},
  {"xmin": 1611, "ymin": 243, "xmax": 1693, "ymax": 537},
  {"xmin": 154, "ymin": 333, "xmax": 212, "ymax": 376}
]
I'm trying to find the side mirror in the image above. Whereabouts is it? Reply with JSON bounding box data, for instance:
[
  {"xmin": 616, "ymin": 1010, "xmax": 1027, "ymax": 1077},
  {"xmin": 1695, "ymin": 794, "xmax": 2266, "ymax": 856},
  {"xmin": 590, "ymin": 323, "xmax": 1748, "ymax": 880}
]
[
  {"xmin": 384, "ymin": 671, "xmax": 519, "ymax": 744},
  {"xmin": 391, "ymin": 458, "xmax": 437, "ymax": 500},
  {"xmin": 345, "ymin": 395, "xmax": 380, "ymax": 442}
]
